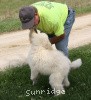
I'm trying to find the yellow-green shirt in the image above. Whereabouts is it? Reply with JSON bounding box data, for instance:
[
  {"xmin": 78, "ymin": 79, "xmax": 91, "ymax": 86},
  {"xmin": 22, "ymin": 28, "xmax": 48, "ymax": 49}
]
[{"xmin": 32, "ymin": 1, "xmax": 68, "ymax": 36}]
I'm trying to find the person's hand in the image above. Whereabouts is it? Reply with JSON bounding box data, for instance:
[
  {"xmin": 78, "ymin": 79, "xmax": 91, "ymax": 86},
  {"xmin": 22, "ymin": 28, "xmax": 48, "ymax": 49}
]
[{"xmin": 49, "ymin": 33, "xmax": 65, "ymax": 44}]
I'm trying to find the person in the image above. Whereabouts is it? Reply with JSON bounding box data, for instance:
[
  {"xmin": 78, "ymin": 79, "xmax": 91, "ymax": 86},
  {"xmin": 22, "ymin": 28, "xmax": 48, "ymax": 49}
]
[{"xmin": 19, "ymin": 1, "xmax": 75, "ymax": 57}]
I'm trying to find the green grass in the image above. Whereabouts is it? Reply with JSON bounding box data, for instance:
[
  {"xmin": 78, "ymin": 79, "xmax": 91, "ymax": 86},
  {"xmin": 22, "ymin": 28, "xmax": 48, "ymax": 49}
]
[
  {"xmin": 0, "ymin": 0, "xmax": 91, "ymax": 33},
  {"xmin": 0, "ymin": 18, "xmax": 21, "ymax": 33},
  {"xmin": 0, "ymin": 44, "xmax": 91, "ymax": 100}
]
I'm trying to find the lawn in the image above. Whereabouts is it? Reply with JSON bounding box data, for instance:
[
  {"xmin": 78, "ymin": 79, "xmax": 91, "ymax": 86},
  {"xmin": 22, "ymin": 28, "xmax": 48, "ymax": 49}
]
[
  {"xmin": 0, "ymin": 0, "xmax": 91, "ymax": 33},
  {"xmin": 0, "ymin": 44, "xmax": 91, "ymax": 100}
]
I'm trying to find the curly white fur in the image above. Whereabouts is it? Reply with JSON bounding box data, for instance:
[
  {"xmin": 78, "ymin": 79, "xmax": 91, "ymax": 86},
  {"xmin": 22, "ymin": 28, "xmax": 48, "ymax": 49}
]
[{"xmin": 27, "ymin": 29, "xmax": 82, "ymax": 96}]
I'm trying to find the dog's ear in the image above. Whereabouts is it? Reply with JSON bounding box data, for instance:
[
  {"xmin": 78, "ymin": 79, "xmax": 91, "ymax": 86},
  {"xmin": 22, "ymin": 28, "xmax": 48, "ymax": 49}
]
[
  {"xmin": 29, "ymin": 28, "xmax": 38, "ymax": 43},
  {"xmin": 29, "ymin": 28, "xmax": 38, "ymax": 36},
  {"xmin": 29, "ymin": 28, "xmax": 33, "ymax": 43},
  {"xmin": 29, "ymin": 28, "xmax": 34, "ymax": 36}
]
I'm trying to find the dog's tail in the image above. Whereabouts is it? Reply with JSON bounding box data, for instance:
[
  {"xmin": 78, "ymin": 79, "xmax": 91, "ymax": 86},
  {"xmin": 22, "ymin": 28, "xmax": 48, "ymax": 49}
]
[
  {"xmin": 0, "ymin": 55, "xmax": 27, "ymax": 71},
  {"xmin": 70, "ymin": 58, "xmax": 82, "ymax": 69}
]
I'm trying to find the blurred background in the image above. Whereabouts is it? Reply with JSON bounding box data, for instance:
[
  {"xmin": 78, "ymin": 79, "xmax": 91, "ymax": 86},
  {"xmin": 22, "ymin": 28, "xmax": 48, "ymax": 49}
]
[{"xmin": 0, "ymin": 0, "xmax": 91, "ymax": 33}]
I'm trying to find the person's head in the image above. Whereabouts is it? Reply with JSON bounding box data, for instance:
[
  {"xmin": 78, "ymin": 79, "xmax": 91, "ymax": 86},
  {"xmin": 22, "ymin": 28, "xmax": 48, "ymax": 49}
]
[{"xmin": 19, "ymin": 6, "xmax": 40, "ymax": 29}]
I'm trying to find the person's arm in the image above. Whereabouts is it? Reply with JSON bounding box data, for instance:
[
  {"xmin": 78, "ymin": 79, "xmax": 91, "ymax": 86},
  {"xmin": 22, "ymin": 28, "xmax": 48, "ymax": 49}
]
[{"xmin": 49, "ymin": 33, "xmax": 65, "ymax": 44}]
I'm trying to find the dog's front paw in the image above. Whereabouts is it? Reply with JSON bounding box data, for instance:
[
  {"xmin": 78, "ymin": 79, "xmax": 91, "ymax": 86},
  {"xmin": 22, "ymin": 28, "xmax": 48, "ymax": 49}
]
[
  {"xmin": 33, "ymin": 81, "xmax": 35, "ymax": 85},
  {"xmin": 32, "ymin": 80, "xmax": 37, "ymax": 85},
  {"xmin": 63, "ymin": 78, "xmax": 70, "ymax": 87},
  {"xmin": 63, "ymin": 81, "xmax": 70, "ymax": 87}
]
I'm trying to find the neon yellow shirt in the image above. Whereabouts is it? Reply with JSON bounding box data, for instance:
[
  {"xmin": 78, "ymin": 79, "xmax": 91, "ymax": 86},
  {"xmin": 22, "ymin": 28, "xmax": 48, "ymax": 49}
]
[{"xmin": 32, "ymin": 1, "xmax": 68, "ymax": 36}]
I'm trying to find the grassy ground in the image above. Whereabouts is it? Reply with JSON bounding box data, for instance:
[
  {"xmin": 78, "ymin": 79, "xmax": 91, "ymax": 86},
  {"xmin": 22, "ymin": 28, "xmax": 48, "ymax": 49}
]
[
  {"xmin": 0, "ymin": 0, "xmax": 91, "ymax": 33},
  {"xmin": 0, "ymin": 44, "xmax": 91, "ymax": 100}
]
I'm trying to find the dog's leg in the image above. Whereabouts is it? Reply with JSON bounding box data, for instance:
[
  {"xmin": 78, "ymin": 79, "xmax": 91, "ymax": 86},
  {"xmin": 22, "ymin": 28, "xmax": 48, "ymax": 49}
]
[
  {"xmin": 31, "ymin": 69, "xmax": 39, "ymax": 85},
  {"xmin": 49, "ymin": 73, "xmax": 65, "ymax": 96},
  {"xmin": 63, "ymin": 76, "xmax": 70, "ymax": 87}
]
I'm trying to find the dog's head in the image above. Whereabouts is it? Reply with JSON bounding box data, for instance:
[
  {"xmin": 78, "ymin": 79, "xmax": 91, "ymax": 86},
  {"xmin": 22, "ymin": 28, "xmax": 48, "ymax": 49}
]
[{"xmin": 29, "ymin": 28, "xmax": 53, "ymax": 50}]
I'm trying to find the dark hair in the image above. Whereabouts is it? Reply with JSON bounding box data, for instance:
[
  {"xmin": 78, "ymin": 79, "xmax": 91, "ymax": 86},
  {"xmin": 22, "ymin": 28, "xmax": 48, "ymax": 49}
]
[{"xmin": 31, "ymin": 6, "xmax": 38, "ymax": 13}]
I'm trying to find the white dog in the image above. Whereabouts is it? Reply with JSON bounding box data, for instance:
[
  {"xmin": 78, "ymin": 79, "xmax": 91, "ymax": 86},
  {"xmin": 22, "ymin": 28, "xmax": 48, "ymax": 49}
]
[{"xmin": 27, "ymin": 29, "xmax": 82, "ymax": 96}]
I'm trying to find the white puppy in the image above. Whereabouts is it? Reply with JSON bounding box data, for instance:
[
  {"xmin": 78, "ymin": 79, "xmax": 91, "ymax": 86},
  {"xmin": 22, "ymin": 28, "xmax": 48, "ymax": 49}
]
[{"xmin": 27, "ymin": 29, "xmax": 82, "ymax": 96}]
